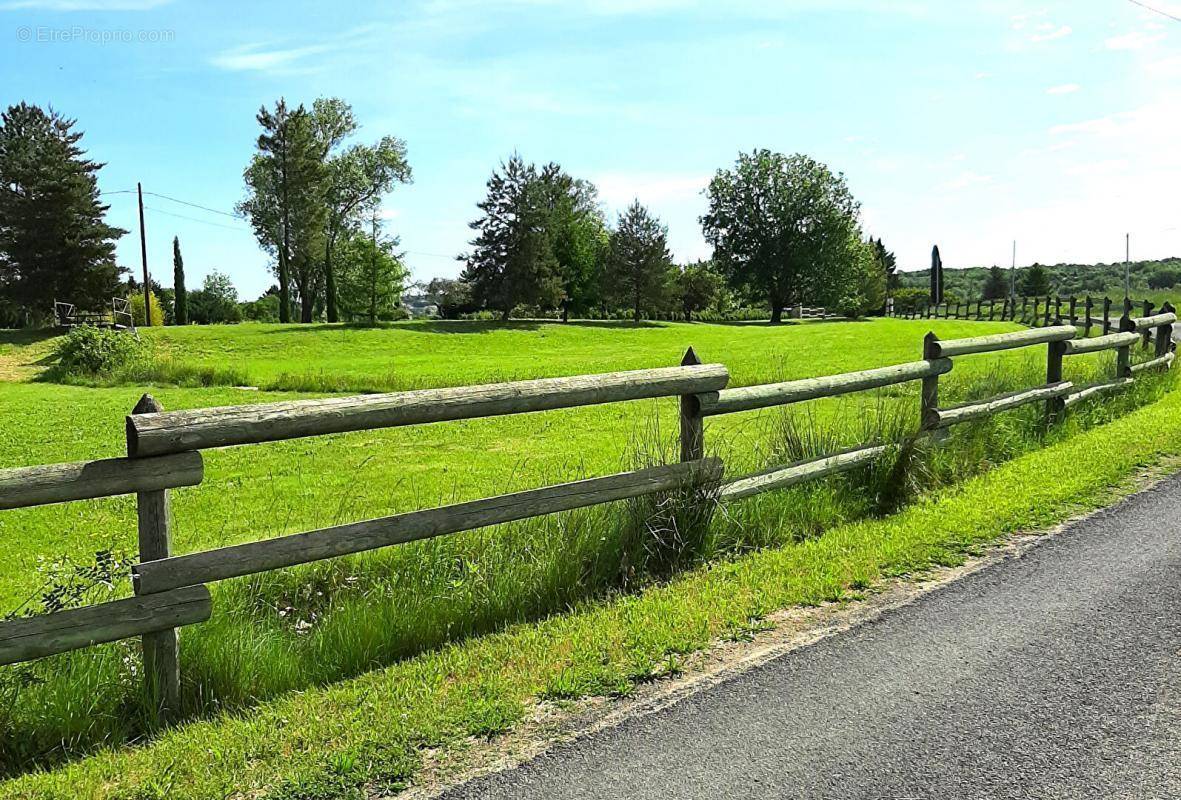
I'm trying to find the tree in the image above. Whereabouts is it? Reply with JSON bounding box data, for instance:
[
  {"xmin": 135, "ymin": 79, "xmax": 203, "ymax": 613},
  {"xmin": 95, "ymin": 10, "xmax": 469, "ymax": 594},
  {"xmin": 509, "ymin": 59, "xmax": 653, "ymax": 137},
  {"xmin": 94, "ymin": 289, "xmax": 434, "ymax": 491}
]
[
  {"xmin": 930, "ymin": 245, "xmax": 944, "ymax": 304},
  {"xmin": 172, "ymin": 236, "xmax": 188, "ymax": 325},
  {"xmin": 128, "ymin": 290, "xmax": 164, "ymax": 327},
  {"xmin": 336, "ymin": 213, "xmax": 409, "ymax": 324},
  {"xmin": 1021, "ymin": 263, "xmax": 1051, "ymax": 296},
  {"xmin": 854, "ymin": 238, "xmax": 886, "ymax": 317},
  {"xmin": 239, "ymin": 99, "xmax": 327, "ymax": 323},
  {"xmin": 0, "ymin": 103, "xmax": 125, "ymax": 322},
  {"xmin": 535, "ymin": 163, "xmax": 609, "ymax": 321},
  {"xmin": 462, "ymin": 154, "xmax": 561, "ymax": 319},
  {"xmin": 188, "ymin": 270, "xmax": 241, "ymax": 324},
  {"xmin": 606, "ymin": 201, "xmax": 673, "ymax": 322},
  {"xmin": 322, "ymin": 132, "xmax": 411, "ymax": 323},
  {"xmin": 872, "ymin": 238, "xmax": 899, "ymax": 291},
  {"xmin": 425, "ymin": 278, "xmax": 476, "ymax": 319},
  {"xmin": 701, "ymin": 150, "xmax": 863, "ymax": 323},
  {"xmin": 982, "ymin": 265, "xmax": 1008, "ymax": 300},
  {"xmin": 675, "ymin": 260, "xmax": 723, "ymax": 321}
]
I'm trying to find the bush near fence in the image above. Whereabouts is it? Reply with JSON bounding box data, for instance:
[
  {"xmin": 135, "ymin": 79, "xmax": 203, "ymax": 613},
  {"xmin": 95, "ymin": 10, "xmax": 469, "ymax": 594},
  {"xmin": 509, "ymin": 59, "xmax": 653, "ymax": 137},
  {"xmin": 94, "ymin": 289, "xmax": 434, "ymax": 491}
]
[{"xmin": 0, "ymin": 305, "xmax": 1175, "ymax": 725}]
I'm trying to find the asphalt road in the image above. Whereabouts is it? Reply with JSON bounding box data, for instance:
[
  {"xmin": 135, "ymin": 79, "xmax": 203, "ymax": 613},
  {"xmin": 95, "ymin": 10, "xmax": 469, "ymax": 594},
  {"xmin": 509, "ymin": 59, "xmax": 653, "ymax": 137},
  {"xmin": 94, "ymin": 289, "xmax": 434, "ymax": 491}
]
[{"xmin": 439, "ymin": 475, "xmax": 1181, "ymax": 799}]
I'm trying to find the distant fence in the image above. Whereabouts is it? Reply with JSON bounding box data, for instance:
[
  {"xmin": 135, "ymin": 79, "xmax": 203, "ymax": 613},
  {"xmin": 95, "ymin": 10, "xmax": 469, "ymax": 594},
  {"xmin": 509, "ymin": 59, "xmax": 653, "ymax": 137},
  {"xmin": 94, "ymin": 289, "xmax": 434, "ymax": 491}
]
[
  {"xmin": 889, "ymin": 295, "xmax": 1171, "ymax": 338},
  {"xmin": 0, "ymin": 306, "xmax": 1175, "ymax": 722}
]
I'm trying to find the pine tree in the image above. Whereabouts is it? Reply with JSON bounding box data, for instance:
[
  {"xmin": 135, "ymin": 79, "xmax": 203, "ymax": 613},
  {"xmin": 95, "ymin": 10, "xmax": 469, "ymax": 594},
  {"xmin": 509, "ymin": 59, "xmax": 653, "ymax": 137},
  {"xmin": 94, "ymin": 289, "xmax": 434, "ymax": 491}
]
[
  {"xmin": 607, "ymin": 201, "xmax": 673, "ymax": 322},
  {"xmin": 172, "ymin": 236, "xmax": 188, "ymax": 325},
  {"xmin": 462, "ymin": 154, "xmax": 561, "ymax": 319},
  {"xmin": 0, "ymin": 103, "xmax": 125, "ymax": 320},
  {"xmin": 872, "ymin": 238, "xmax": 898, "ymax": 290},
  {"xmin": 982, "ymin": 265, "xmax": 1008, "ymax": 300},
  {"xmin": 1021, "ymin": 263, "xmax": 1051, "ymax": 296}
]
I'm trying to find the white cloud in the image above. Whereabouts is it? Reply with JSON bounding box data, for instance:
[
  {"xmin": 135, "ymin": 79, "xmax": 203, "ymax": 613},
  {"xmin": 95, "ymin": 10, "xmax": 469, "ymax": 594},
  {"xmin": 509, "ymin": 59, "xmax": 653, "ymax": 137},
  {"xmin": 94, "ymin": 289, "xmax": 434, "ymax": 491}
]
[
  {"xmin": 1105, "ymin": 30, "xmax": 1166, "ymax": 50},
  {"xmin": 1045, "ymin": 83, "xmax": 1080, "ymax": 95},
  {"xmin": 592, "ymin": 172, "xmax": 708, "ymax": 210},
  {"xmin": 1029, "ymin": 24, "xmax": 1071, "ymax": 43},
  {"xmin": 944, "ymin": 171, "xmax": 993, "ymax": 190},
  {"xmin": 211, "ymin": 43, "xmax": 336, "ymax": 72}
]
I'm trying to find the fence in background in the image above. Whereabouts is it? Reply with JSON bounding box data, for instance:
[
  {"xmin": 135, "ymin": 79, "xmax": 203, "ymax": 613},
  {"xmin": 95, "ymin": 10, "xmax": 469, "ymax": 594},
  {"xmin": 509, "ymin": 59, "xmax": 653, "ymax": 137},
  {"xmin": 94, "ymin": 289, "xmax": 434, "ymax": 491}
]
[
  {"xmin": 890, "ymin": 295, "xmax": 1170, "ymax": 338},
  {"xmin": 0, "ymin": 305, "xmax": 1174, "ymax": 722}
]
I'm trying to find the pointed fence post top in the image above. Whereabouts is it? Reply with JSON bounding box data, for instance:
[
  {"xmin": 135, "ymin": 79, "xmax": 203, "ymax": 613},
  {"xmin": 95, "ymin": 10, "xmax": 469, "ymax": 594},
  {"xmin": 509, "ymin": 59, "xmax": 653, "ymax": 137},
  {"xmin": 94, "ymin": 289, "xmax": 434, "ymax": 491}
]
[
  {"xmin": 132, "ymin": 394, "xmax": 162, "ymax": 415},
  {"xmin": 681, "ymin": 347, "xmax": 701, "ymax": 367}
]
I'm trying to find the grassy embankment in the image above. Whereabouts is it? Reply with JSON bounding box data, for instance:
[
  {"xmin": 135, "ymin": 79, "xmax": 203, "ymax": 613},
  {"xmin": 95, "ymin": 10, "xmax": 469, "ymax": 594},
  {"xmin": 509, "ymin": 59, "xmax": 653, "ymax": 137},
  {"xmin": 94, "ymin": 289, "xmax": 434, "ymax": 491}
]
[{"xmin": 0, "ymin": 317, "xmax": 1167, "ymax": 789}]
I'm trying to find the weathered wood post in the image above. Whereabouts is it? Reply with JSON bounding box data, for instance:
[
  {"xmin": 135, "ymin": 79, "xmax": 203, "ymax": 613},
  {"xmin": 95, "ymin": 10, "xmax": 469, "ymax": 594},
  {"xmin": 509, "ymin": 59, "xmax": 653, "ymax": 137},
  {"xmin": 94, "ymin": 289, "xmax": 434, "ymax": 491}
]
[
  {"xmin": 921, "ymin": 332, "xmax": 941, "ymax": 432},
  {"xmin": 1052, "ymin": 296, "xmax": 1062, "ymax": 324},
  {"xmin": 1103, "ymin": 297, "xmax": 1112, "ymax": 334},
  {"xmin": 129, "ymin": 394, "xmax": 180, "ymax": 724},
  {"xmin": 1021, "ymin": 296, "xmax": 1028, "ymax": 323},
  {"xmin": 1043, "ymin": 295, "xmax": 1052, "ymax": 327},
  {"xmin": 988, "ymin": 300, "xmax": 996, "ymax": 321},
  {"xmin": 1084, "ymin": 296, "xmax": 1093, "ymax": 337},
  {"xmin": 1157, "ymin": 302, "xmax": 1175, "ymax": 358},
  {"xmin": 1118, "ymin": 306, "xmax": 1135, "ymax": 378},
  {"xmin": 1068, "ymin": 296, "xmax": 1077, "ymax": 328},
  {"xmin": 1031, "ymin": 297, "xmax": 1040, "ymax": 327},
  {"xmin": 1045, "ymin": 338, "xmax": 1066, "ymax": 427},
  {"xmin": 679, "ymin": 348, "xmax": 704, "ymax": 462},
  {"xmin": 1142, "ymin": 300, "xmax": 1155, "ymax": 349}
]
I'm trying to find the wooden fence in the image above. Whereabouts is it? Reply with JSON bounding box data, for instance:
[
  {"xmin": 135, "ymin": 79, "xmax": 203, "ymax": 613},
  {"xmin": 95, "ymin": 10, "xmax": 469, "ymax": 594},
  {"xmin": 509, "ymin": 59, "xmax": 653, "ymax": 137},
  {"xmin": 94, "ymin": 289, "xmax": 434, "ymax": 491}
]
[
  {"xmin": 0, "ymin": 307, "xmax": 1175, "ymax": 722},
  {"xmin": 890, "ymin": 295, "xmax": 1172, "ymax": 338}
]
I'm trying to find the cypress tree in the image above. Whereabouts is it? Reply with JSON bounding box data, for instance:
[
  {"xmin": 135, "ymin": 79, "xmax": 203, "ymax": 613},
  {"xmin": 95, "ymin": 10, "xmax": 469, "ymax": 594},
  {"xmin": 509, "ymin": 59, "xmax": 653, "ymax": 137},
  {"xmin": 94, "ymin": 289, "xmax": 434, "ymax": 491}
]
[
  {"xmin": 173, "ymin": 236, "xmax": 187, "ymax": 325},
  {"xmin": 930, "ymin": 245, "xmax": 944, "ymax": 304}
]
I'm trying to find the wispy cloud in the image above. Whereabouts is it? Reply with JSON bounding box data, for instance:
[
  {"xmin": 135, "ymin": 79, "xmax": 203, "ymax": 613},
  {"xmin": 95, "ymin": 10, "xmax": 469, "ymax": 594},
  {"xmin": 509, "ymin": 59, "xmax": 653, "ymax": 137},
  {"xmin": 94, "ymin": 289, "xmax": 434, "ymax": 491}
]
[
  {"xmin": 944, "ymin": 171, "xmax": 993, "ymax": 190},
  {"xmin": 211, "ymin": 26, "xmax": 382, "ymax": 75},
  {"xmin": 1105, "ymin": 30, "xmax": 1166, "ymax": 50},
  {"xmin": 1046, "ymin": 83, "xmax": 1080, "ymax": 95},
  {"xmin": 1029, "ymin": 23, "xmax": 1071, "ymax": 43}
]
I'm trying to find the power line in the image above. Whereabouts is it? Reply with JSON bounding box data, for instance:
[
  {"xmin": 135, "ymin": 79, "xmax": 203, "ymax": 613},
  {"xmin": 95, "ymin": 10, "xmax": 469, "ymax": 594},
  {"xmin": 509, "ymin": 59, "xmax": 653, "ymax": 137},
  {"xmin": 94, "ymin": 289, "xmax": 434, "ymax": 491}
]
[
  {"xmin": 1126, "ymin": 0, "xmax": 1181, "ymax": 22},
  {"xmin": 141, "ymin": 205, "xmax": 253, "ymax": 233},
  {"xmin": 144, "ymin": 190, "xmax": 242, "ymax": 219}
]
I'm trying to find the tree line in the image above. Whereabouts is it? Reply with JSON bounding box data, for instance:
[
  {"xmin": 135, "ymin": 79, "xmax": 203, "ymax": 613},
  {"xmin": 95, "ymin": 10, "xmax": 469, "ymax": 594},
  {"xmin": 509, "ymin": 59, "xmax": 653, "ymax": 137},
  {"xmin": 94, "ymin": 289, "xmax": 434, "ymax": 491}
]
[{"xmin": 1, "ymin": 96, "xmax": 898, "ymax": 328}]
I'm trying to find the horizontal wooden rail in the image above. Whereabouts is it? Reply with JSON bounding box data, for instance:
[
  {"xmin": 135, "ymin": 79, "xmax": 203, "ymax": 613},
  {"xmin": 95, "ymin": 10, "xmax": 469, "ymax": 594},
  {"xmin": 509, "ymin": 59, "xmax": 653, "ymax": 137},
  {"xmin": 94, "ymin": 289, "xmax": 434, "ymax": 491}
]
[
  {"xmin": 1131, "ymin": 312, "xmax": 1177, "ymax": 331},
  {"xmin": 696, "ymin": 359, "xmax": 951, "ymax": 417},
  {"xmin": 1063, "ymin": 331, "xmax": 1139, "ymax": 355},
  {"xmin": 0, "ymin": 586, "xmax": 211, "ymax": 665},
  {"xmin": 0, "ymin": 452, "xmax": 203, "ymax": 511},
  {"xmin": 134, "ymin": 458, "xmax": 723, "ymax": 595},
  {"xmin": 925, "ymin": 381, "xmax": 1073, "ymax": 429},
  {"xmin": 718, "ymin": 445, "xmax": 886, "ymax": 501},
  {"xmin": 929, "ymin": 326, "xmax": 1076, "ymax": 358},
  {"xmin": 1063, "ymin": 378, "xmax": 1134, "ymax": 409},
  {"xmin": 127, "ymin": 365, "xmax": 730, "ymax": 458},
  {"xmin": 1130, "ymin": 352, "xmax": 1175, "ymax": 374}
]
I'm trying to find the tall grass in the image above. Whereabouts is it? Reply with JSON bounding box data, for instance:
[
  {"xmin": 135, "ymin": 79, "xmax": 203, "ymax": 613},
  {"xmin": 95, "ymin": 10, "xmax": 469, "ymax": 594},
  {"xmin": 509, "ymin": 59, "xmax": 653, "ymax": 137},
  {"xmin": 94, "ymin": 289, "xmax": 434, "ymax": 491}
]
[{"xmin": 0, "ymin": 349, "xmax": 1172, "ymax": 776}]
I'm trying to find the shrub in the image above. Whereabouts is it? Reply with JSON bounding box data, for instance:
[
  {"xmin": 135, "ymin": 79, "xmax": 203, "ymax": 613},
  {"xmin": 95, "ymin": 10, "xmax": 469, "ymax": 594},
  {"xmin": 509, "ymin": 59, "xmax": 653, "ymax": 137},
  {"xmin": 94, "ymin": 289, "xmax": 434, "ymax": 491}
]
[{"xmin": 51, "ymin": 326, "xmax": 145, "ymax": 375}]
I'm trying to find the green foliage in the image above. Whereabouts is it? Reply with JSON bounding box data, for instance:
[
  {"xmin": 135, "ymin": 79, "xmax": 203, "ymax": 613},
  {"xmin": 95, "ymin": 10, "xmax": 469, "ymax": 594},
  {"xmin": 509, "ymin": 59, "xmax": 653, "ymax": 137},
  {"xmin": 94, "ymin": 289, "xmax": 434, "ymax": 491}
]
[
  {"xmin": 336, "ymin": 220, "xmax": 409, "ymax": 324},
  {"xmin": 240, "ymin": 292, "xmax": 281, "ymax": 322},
  {"xmin": 674, "ymin": 260, "xmax": 724, "ymax": 321},
  {"xmin": 0, "ymin": 103, "xmax": 125, "ymax": 323},
  {"xmin": 873, "ymin": 237, "xmax": 899, "ymax": 290},
  {"xmin": 982, "ymin": 265, "xmax": 1009, "ymax": 300},
  {"xmin": 1020, "ymin": 263, "xmax": 1052, "ymax": 296},
  {"xmin": 1147, "ymin": 268, "xmax": 1181, "ymax": 290},
  {"xmin": 854, "ymin": 238, "xmax": 886, "ymax": 316},
  {"xmin": 128, "ymin": 291, "xmax": 164, "ymax": 327},
  {"xmin": 701, "ymin": 150, "xmax": 864, "ymax": 322},
  {"xmin": 172, "ymin": 237, "xmax": 187, "ymax": 325},
  {"xmin": 425, "ymin": 278, "xmax": 476, "ymax": 319},
  {"xmin": 49, "ymin": 326, "xmax": 144, "ymax": 375},
  {"xmin": 187, "ymin": 271, "xmax": 241, "ymax": 324},
  {"xmin": 606, "ymin": 201, "xmax": 674, "ymax": 321}
]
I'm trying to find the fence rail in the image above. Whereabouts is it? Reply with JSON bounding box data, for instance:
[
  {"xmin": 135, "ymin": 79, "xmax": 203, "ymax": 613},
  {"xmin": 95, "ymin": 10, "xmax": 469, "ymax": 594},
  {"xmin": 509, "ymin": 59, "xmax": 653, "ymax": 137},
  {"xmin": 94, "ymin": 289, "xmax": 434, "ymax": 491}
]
[{"xmin": 0, "ymin": 305, "xmax": 1175, "ymax": 723}]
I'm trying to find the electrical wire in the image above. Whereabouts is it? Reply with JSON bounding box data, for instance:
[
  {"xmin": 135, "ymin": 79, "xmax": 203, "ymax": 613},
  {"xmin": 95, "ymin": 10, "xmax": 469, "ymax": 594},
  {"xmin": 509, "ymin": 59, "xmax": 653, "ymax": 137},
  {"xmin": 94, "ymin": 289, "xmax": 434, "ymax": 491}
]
[
  {"xmin": 141, "ymin": 205, "xmax": 253, "ymax": 233},
  {"xmin": 143, "ymin": 190, "xmax": 242, "ymax": 219},
  {"xmin": 1126, "ymin": 0, "xmax": 1181, "ymax": 23}
]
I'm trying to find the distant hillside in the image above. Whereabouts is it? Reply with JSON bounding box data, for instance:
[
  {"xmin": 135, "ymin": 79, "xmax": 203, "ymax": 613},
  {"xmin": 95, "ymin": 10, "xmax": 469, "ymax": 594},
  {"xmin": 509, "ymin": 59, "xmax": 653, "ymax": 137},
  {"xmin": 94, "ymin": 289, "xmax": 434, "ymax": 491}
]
[{"xmin": 898, "ymin": 257, "xmax": 1181, "ymax": 300}]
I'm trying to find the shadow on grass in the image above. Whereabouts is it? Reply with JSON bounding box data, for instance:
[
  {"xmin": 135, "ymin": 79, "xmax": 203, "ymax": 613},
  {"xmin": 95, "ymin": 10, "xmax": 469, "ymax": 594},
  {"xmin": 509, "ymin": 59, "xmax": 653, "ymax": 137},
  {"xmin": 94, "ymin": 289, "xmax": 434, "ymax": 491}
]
[
  {"xmin": 258, "ymin": 319, "xmax": 675, "ymax": 335},
  {"xmin": 0, "ymin": 327, "xmax": 60, "ymax": 347}
]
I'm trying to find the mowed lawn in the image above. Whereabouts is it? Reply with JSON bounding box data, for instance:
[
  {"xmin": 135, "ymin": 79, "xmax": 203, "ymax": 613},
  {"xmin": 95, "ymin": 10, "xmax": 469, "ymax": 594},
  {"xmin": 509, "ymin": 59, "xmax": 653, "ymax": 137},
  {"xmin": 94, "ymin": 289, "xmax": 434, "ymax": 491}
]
[{"xmin": 0, "ymin": 318, "xmax": 1030, "ymax": 609}]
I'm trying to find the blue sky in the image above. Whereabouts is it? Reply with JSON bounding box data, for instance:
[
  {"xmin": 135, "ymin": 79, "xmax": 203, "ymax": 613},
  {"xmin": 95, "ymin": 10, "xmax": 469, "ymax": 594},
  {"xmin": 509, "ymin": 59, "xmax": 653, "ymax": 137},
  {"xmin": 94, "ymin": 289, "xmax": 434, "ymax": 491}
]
[{"xmin": 2, "ymin": 0, "xmax": 1178, "ymax": 299}]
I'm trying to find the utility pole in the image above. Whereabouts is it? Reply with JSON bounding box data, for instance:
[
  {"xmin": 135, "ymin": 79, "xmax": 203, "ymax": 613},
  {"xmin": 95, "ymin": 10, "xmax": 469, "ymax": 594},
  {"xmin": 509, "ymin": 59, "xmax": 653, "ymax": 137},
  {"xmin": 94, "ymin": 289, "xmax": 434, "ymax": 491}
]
[
  {"xmin": 137, "ymin": 182, "xmax": 152, "ymax": 326},
  {"xmin": 1124, "ymin": 233, "xmax": 1131, "ymax": 301},
  {"xmin": 1009, "ymin": 240, "xmax": 1017, "ymax": 301}
]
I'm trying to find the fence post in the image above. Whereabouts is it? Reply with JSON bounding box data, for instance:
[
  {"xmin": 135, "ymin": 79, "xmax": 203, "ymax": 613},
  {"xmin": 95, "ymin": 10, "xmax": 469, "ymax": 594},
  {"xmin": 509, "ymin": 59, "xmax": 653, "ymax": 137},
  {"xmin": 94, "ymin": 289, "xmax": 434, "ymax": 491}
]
[
  {"xmin": 129, "ymin": 394, "xmax": 180, "ymax": 724},
  {"xmin": 1068, "ymin": 296, "xmax": 1077, "ymax": 328},
  {"xmin": 1084, "ymin": 296, "xmax": 1093, "ymax": 337},
  {"xmin": 1021, "ymin": 296, "xmax": 1028, "ymax": 323},
  {"xmin": 1118, "ymin": 308, "xmax": 1135, "ymax": 378},
  {"xmin": 1157, "ymin": 302, "xmax": 1174, "ymax": 358},
  {"xmin": 1043, "ymin": 295, "xmax": 1052, "ymax": 327},
  {"xmin": 1045, "ymin": 339, "xmax": 1066, "ymax": 427},
  {"xmin": 1103, "ymin": 297, "xmax": 1112, "ymax": 334},
  {"xmin": 679, "ymin": 348, "xmax": 705, "ymax": 462},
  {"xmin": 1141, "ymin": 300, "xmax": 1155, "ymax": 349},
  {"xmin": 1031, "ymin": 297, "xmax": 1040, "ymax": 327},
  {"xmin": 921, "ymin": 332, "xmax": 941, "ymax": 431},
  {"xmin": 988, "ymin": 300, "xmax": 995, "ymax": 321}
]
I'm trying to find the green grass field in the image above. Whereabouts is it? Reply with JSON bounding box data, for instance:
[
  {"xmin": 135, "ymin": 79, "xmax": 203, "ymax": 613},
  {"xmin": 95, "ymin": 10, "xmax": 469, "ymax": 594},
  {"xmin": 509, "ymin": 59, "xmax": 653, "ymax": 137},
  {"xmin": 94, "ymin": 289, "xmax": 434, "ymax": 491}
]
[{"xmin": 0, "ymin": 316, "xmax": 1168, "ymax": 791}]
